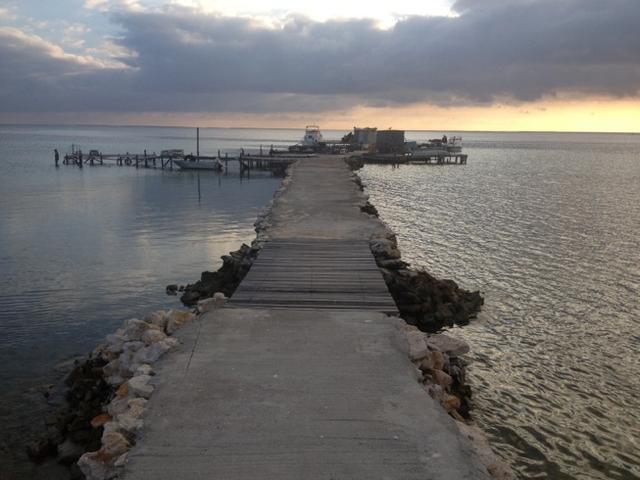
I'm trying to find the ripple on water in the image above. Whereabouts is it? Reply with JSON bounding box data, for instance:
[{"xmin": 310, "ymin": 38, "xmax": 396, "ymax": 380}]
[{"xmin": 360, "ymin": 138, "xmax": 640, "ymax": 480}]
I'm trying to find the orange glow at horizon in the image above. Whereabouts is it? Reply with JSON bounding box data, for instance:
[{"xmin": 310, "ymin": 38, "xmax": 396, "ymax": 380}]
[
  {"xmin": 2, "ymin": 98, "xmax": 638, "ymax": 133},
  {"xmin": 321, "ymin": 98, "xmax": 640, "ymax": 133}
]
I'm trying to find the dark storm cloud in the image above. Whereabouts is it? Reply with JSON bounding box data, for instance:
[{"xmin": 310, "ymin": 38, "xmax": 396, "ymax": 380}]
[{"xmin": 1, "ymin": 0, "xmax": 639, "ymax": 114}]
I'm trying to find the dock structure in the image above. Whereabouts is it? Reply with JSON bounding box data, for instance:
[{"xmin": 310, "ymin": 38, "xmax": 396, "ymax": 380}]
[
  {"xmin": 123, "ymin": 157, "xmax": 490, "ymax": 480},
  {"xmin": 63, "ymin": 151, "xmax": 182, "ymax": 170},
  {"xmin": 363, "ymin": 151, "xmax": 468, "ymax": 165},
  {"xmin": 60, "ymin": 149, "xmax": 303, "ymax": 174},
  {"xmin": 229, "ymin": 239, "xmax": 398, "ymax": 312}
]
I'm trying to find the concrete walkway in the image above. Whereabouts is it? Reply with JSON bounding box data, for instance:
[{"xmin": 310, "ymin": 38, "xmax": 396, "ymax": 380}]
[{"xmin": 124, "ymin": 157, "xmax": 490, "ymax": 479}]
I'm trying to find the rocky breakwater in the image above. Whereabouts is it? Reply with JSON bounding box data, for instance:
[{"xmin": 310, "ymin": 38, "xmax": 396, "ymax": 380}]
[
  {"xmin": 347, "ymin": 156, "xmax": 484, "ymax": 332},
  {"xmin": 27, "ymin": 294, "xmax": 227, "ymax": 480},
  {"xmin": 370, "ymin": 228, "xmax": 484, "ymax": 332},
  {"xmin": 406, "ymin": 328, "xmax": 474, "ymax": 420},
  {"xmin": 178, "ymin": 242, "xmax": 256, "ymax": 305},
  {"xmin": 347, "ymin": 158, "xmax": 512, "ymax": 478},
  {"xmin": 406, "ymin": 327, "xmax": 512, "ymax": 480}
]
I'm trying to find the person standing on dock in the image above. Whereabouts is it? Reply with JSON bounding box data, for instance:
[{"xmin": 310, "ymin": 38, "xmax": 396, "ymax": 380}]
[{"xmin": 54, "ymin": 149, "xmax": 59, "ymax": 167}]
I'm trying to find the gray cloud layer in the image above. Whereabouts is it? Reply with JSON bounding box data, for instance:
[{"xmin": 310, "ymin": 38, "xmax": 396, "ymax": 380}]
[{"xmin": 1, "ymin": 0, "xmax": 639, "ymax": 114}]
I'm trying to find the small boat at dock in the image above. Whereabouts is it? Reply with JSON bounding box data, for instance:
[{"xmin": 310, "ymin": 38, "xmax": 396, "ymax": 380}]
[
  {"xmin": 174, "ymin": 157, "xmax": 224, "ymax": 171},
  {"xmin": 417, "ymin": 136, "xmax": 463, "ymax": 153}
]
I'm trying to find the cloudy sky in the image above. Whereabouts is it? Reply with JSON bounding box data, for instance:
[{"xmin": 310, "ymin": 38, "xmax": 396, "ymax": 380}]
[{"xmin": 1, "ymin": 0, "xmax": 639, "ymax": 131}]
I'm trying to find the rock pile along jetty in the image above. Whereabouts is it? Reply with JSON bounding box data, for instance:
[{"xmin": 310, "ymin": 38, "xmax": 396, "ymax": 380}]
[{"xmin": 27, "ymin": 297, "xmax": 226, "ymax": 479}]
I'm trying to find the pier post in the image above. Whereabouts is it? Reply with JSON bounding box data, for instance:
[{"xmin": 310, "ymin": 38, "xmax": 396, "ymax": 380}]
[{"xmin": 196, "ymin": 127, "xmax": 200, "ymax": 158}]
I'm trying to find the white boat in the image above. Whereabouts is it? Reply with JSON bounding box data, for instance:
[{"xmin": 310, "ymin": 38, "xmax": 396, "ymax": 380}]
[
  {"xmin": 289, "ymin": 126, "xmax": 327, "ymax": 152},
  {"xmin": 417, "ymin": 136, "xmax": 463, "ymax": 153},
  {"xmin": 174, "ymin": 158, "xmax": 223, "ymax": 171},
  {"xmin": 302, "ymin": 125, "xmax": 324, "ymax": 146}
]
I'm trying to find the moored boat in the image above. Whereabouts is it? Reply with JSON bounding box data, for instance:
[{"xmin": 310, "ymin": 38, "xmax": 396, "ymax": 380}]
[
  {"xmin": 416, "ymin": 136, "xmax": 463, "ymax": 153},
  {"xmin": 174, "ymin": 158, "xmax": 224, "ymax": 171},
  {"xmin": 289, "ymin": 125, "xmax": 328, "ymax": 153}
]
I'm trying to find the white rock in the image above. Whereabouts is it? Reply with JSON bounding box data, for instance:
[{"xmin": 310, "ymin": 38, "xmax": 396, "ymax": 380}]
[
  {"xmin": 116, "ymin": 412, "xmax": 143, "ymax": 432},
  {"xmin": 128, "ymin": 397, "xmax": 148, "ymax": 412},
  {"xmin": 104, "ymin": 333, "xmax": 126, "ymax": 354},
  {"xmin": 197, "ymin": 298, "xmax": 216, "ymax": 314},
  {"xmin": 122, "ymin": 319, "xmax": 151, "ymax": 341},
  {"xmin": 128, "ymin": 375, "xmax": 154, "ymax": 398},
  {"xmin": 101, "ymin": 431, "xmax": 129, "ymax": 459},
  {"xmin": 101, "ymin": 421, "xmax": 121, "ymax": 436},
  {"xmin": 117, "ymin": 354, "xmax": 136, "ymax": 379},
  {"xmin": 115, "ymin": 398, "xmax": 147, "ymax": 431},
  {"xmin": 425, "ymin": 334, "xmax": 470, "ymax": 357},
  {"xmin": 122, "ymin": 340, "xmax": 145, "ymax": 353},
  {"xmin": 133, "ymin": 341, "xmax": 169, "ymax": 364},
  {"xmin": 134, "ymin": 364, "xmax": 154, "ymax": 376},
  {"xmin": 77, "ymin": 452, "xmax": 114, "ymax": 480},
  {"xmin": 144, "ymin": 310, "xmax": 169, "ymax": 329},
  {"xmin": 107, "ymin": 397, "xmax": 130, "ymax": 416},
  {"xmin": 165, "ymin": 310, "xmax": 195, "ymax": 335},
  {"xmin": 214, "ymin": 292, "xmax": 227, "ymax": 305},
  {"xmin": 406, "ymin": 331, "xmax": 429, "ymax": 361},
  {"xmin": 141, "ymin": 329, "xmax": 167, "ymax": 345}
]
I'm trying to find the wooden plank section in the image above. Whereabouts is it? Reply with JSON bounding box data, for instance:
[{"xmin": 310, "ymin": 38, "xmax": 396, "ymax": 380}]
[{"xmin": 229, "ymin": 239, "xmax": 398, "ymax": 314}]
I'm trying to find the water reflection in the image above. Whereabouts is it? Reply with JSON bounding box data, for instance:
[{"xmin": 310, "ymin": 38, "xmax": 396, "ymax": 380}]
[
  {"xmin": 0, "ymin": 126, "xmax": 283, "ymax": 478},
  {"xmin": 359, "ymin": 134, "xmax": 640, "ymax": 480}
]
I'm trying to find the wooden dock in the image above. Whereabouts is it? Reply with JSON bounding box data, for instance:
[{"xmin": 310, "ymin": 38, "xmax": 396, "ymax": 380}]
[
  {"xmin": 229, "ymin": 239, "xmax": 398, "ymax": 313},
  {"xmin": 362, "ymin": 151, "xmax": 468, "ymax": 165},
  {"xmin": 60, "ymin": 150, "xmax": 301, "ymax": 173}
]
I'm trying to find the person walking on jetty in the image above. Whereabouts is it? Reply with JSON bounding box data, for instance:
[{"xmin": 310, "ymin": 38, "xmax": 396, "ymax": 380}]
[{"xmin": 54, "ymin": 149, "xmax": 59, "ymax": 167}]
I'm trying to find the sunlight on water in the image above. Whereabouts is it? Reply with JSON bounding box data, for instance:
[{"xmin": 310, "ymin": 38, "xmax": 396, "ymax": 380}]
[{"xmin": 360, "ymin": 132, "xmax": 640, "ymax": 480}]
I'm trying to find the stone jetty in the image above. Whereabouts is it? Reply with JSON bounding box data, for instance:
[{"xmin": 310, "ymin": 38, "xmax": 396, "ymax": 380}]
[{"xmin": 118, "ymin": 157, "xmax": 494, "ymax": 479}]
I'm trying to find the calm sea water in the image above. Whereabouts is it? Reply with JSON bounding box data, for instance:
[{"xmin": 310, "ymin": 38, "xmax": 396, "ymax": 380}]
[
  {"xmin": 1, "ymin": 127, "xmax": 638, "ymax": 480},
  {"xmin": 0, "ymin": 125, "xmax": 294, "ymax": 478},
  {"xmin": 359, "ymin": 132, "xmax": 640, "ymax": 480}
]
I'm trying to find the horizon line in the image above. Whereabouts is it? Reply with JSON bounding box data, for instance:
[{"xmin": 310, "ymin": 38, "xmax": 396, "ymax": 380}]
[{"xmin": 0, "ymin": 122, "xmax": 637, "ymax": 135}]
